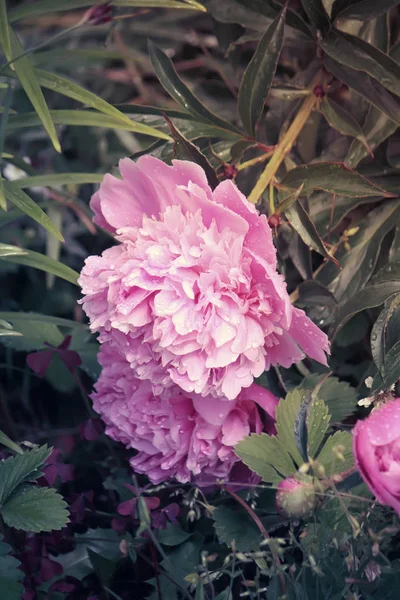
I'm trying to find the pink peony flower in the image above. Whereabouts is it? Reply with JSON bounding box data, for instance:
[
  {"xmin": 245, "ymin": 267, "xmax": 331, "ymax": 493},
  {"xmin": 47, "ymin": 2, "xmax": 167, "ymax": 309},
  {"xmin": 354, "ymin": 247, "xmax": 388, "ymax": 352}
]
[
  {"xmin": 353, "ymin": 398, "xmax": 400, "ymax": 515},
  {"xmin": 79, "ymin": 157, "xmax": 329, "ymax": 400},
  {"xmin": 91, "ymin": 343, "xmax": 278, "ymax": 484}
]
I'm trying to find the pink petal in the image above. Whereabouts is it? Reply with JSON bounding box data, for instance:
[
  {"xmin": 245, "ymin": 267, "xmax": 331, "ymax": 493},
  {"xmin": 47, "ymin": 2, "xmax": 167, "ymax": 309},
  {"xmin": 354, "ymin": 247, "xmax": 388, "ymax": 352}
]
[{"xmin": 288, "ymin": 307, "xmax": 330, "ymax": 366}]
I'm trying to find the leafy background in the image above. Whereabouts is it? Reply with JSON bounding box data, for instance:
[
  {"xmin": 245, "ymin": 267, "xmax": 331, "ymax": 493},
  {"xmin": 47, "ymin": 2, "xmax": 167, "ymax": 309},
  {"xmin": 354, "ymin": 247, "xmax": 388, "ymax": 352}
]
[{"xmin": 1, "ymin": 0, "xmax": 400, "ymax": 598}]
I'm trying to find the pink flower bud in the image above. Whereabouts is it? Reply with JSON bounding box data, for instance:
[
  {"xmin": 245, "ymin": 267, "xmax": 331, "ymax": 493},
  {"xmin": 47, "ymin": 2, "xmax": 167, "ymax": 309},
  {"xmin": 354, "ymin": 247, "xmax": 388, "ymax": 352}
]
[{"xmin": 276, "ymin": 477, "xmax": 317, "ymax": 518}]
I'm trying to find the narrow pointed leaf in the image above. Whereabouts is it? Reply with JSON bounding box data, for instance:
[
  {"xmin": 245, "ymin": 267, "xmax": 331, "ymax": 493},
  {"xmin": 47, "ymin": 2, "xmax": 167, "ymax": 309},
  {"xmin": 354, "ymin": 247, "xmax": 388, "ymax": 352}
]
[
  {"xmin": 321, "ymin": 28, "xmax": 400, "ymax": 98},
  {"xmin": 3, "ymin": 181, "xmax": 64, "ymax": 241},
  {"xmin": 325, "ymin": 55, "xmax": 400, "ymax": 129},
  {"xmin": 285, "ymin": 200, "xmax": 338, "ymax": 264},
  {"xmin": 32, "ymin": 69, "xmax": 137, "ymax": 128},
  {"xmin": 318, "ymin": 201, "xmax": 400, "ymax": 303},
  {"xmin": 332, "ymin": 0, "xmax": 400, "ymax": 22},
  {"xmin": 164, "ymin": 116, "xmax": 219, "ymax": 189},
  {"xmin": 238, "ymin": 6, "xmax": 286, "ymax": 136},
  {"xmin": 0, "ymin": 174, "xmax": 6, "ymax": 212},
  {"xmin": 370, "ymin": 294, "xmax": 400, "ymax": 370},
  {"xmin": 0, "ymin": 0, "xmax": 11, "ymax": 61},
  {"xmin": 3, "ymin": 28, "xmax": 60, "ymax": 152},
  {"xmin": 0, "ymin": 430, "xmax": 23, "ymax": 455},
  {"xmin": 281, "ymin": 162, "xmax": 393, "ymax": 197},
  {"xmin": 0, "ymin": 243, "xmax": 79, "ymax": 285},
  {"xmin": 15, "ymin": 173, "xmax": 104, "ymax": 188},
  {"xmin": 148, "ymin": 41, "xmax": 241, "ymax": 135},
  {"xmin": 371, "ymin": 341, "xmax": 400, "ymax": 393},
  {"xmin": 321, "ymin": 97, "xmax": 371, "ymax": 154},
  {"xmin": 300, "ymin": 0, "xmax": 330, "ymax": 32},
  {"xmin": 6, "ymin": 109, "xmax": 170, "ymax": 139}
]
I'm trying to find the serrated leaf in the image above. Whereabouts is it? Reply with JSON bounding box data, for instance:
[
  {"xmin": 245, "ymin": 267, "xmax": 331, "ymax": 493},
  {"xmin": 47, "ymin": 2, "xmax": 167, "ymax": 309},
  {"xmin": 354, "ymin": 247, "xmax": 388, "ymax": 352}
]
[
  {"xmin": 6, "ymin": 109, "xmax": 170, "ymax": 139},
  {"xmin": 324, "ymin": 55, "xmax": 400, "ymax": 128},
  {"xmin": 275, "ymin": 389, "xmax": 306, "ymax": 467},
  {"xmin": 285, "ymin": 199, "xmax": 338, "ymax": 264},
  {"xmin": 235, "ymin": 433, "xmax": 296, "ymax": 483},
  {"xmin": 317, "ymin": 200, "xmax": 400, "ymax": 303},
  {"xmin": 307, "ymin": 399, "xmax": 331, "ymax": 458},
  {"xmin": 213, "ymin": 506, "xmax": 261, "ymax": 551},
  {"xmin": 332, "ymin": 0, "xmax": 400, "ymax": 22},
  {"xmin": 281, "ymin": 162, "xmax": 393, "ymax": 198},
  {"xmin": 330, "ymin": 282, "xmax": 400, "ymax": 339},
  {"xmin": 300, "ymin": 376, "xmax": 358, "ymax": 423},
  {"xmin": 1, "ymin": 486, "xmax": 69, "ymax": 532},
  {"xmin": 164, "ymin": 116, "xmax": 219, "ymax": 189},
  {"xmin": 316, "ymin": 431, "xmax": 353, "ymax": 476},
  {"xmin": 294, "ymin": 395, "xmax": 312, "ymax": 463},
  {"xmin": 300, "ymin": 0, "xmax": 330, "ymax": 32},
  {"xmin": 0, "ymin": 446, "xmax": 52, "ymax": 505},
  {"xmin": 148, "ymin": 40, "xmax": 241, "ymax": 135},
  {"xmin": 3, "ymin": 181, "xmax": 63, "ymax": 241},
  {"xmin": 321, "ymin": 97, "xmax": 370, "ymax": 154},
  {"xmin": 0, "ymin": 243, "xmax": 79, "ymax": 285},
  {"xmin": 238, "ymin": 5, "xmax": 286, "ymax": 136},
  {"xmin": 2, "ymin": 28, "xmax": 60, "ymax": 152}
]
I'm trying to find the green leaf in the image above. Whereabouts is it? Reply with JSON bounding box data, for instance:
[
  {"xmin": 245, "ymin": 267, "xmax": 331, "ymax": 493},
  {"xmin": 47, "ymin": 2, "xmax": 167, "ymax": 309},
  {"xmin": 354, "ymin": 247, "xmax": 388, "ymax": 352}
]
[
  {"xmin": 164, "ymin": 116, "xmax": 219, "ymax": 188},
  {"xmin": 2, "ymin": 28, "xmax": 60, "ymax": 152},
  {"xmin": 371, "ymin": 294, "xmax": 400, "ymax": 370},
  {"xmin": 321, "ymin": 29, "xmax": 400, "ymax": 99},
  {"xmin": 0, "ymin": 319, "xmax": 22, "ymax": 338},
  {"xmin": 235, "ymin": 433, "xmax": 297, "ymax": 483},
  {"xmin": 3, "ymin": 181, "xmax": 63, "ymax": 241},
  {"xmin": 300, "ymin": 376, "xmax": 358, "ymax": 423},
  {"xmin": 0, "ymin": 430, "xmax": 23, "ymax": 455},
  {"xmin": 1, "ymin": 486, "xmax": 69, "ymax": 533},
  {"xmin": 307, "ymin": 399, "xmax": 331, "ymax": 458},
  {"xmin": 330, "ymin": 282, "xmax": 400, "ymax": 339},
  {"xmin": 213, "ymin": 506, "xmax": 261, "ymax": 551},
  {"xmin": 317, "ymin": 200, "xmax": 400, "ymax": 303},
  {"xmin": 281, "ymin": 162, "xmax": 393, "ymax": 198},
  {"xmin": 238, "ymin": 5, "xmax": 286, "ymax": 136},
  {"xmin": 285, "ymin": 199, "xmax": 339, "ymax": 264},
  {"xmin": 54, "ymin": 528, "xmax": 120, "ymax": 580},
  {"xmin": 0, "ymin": 535, "xmax": 23, "ymax": 600},
  {"xmin": 371, "ymin": 340, "xmax": 400, "ymax": 392},
  {"xmin": 324, "ymin": 55, "xmax": 400, "ymax": 129},
  {"xmin": 87, "ymin": 549, "xmax": 117, "ymax": 587},
  {"xmin": 7, "ymin": 109, "xmax": 170, "ymax": 139},
  {"xmin": 0, "ymin": 243, "xmax": 79, "ymax": 285},
  {"xmin": 148, "ymin": 40, "xmax": 241, "ymax": 135},
  {"xmin": 8, "ymin": 0, "xmax": 199, "ymax": 21},
  {"xmin": 276, "ymin": 185, "xmax": 304, "ymax": 214},
  {"xmin": 15, "ymin": 173, "xmax": 104, "ymax": 188},
  {"xmin": 321, "ymin": 97, "xmax": 370, "ymax": 154},
  {"xmin": 0, "ymin": 1, "xmax": 11, "ymax": 62},
  {"xmin": 0, "ymin": 445, "xmax": 52, "ymax": 506},
  {"xmin": 206, "ymin": 0, "xmax": 312, "ymax": 38},
  {"xmin": 275, "ymin": 389, "xmax": 306, "ymax": 467},
  {"xmin": 31, "ymin": 68, "xmax": 137, "ymax": 128},
  {"xmin": 332, "ymin": 0, "xmax": 400, "ymax": 22},
  {"xmin": 316, "ymin": 431, "xmax": 354, "ymax": 476},
  {"xmin": 157, "ymin": 522, "xmax": 192, "ymax": 546},
  {"xmin": 296, "ymin": 280, "xmax": 337, "ymax": 308},
  {"xmin": 300, "ymin": 0, "xmax": 330, "ymax": 32}
]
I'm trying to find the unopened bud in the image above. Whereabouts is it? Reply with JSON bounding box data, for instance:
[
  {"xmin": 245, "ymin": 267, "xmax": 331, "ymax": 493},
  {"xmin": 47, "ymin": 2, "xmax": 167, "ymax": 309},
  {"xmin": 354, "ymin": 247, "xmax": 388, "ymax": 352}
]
[
  {"xmin": 83, "ymin": 2, "xmax": 113, "ymax": 26},
  {"xmin": 276, "ymin": 477, "xmax": 317, "ymax": 519}
]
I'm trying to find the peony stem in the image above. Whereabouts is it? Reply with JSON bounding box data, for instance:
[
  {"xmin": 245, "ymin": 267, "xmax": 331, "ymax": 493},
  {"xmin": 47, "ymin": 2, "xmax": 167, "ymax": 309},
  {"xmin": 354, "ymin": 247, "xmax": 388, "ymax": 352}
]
[{"xmin": 248, "ymin": 73, "xmax": 322, "ymax": 205}]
